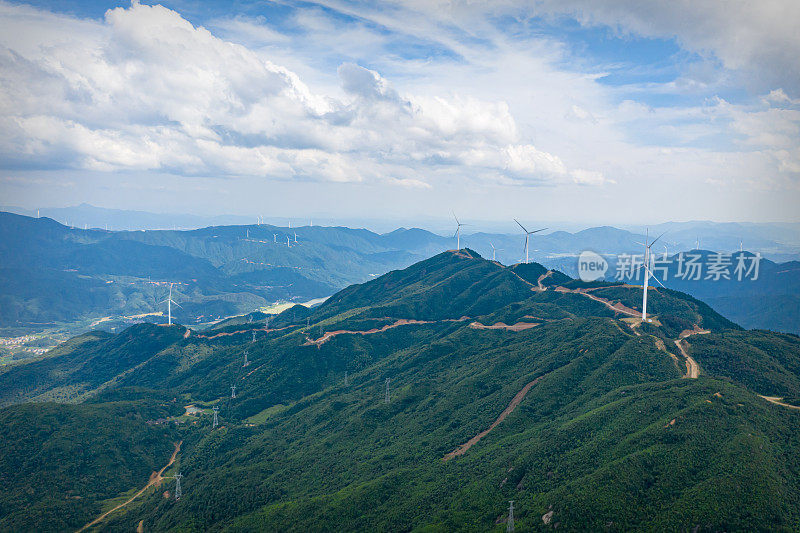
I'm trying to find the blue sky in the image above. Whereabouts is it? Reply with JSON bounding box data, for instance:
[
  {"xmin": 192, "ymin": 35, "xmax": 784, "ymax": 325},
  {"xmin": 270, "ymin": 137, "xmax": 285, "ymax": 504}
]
[{"xmin": 0, "ymin": 0, "xmax": 798, "ymax": 224}]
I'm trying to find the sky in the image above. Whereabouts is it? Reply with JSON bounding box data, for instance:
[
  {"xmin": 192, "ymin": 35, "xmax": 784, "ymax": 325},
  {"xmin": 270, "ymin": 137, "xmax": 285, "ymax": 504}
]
[{"xmin": 0, "ymin": 0, "xmax": 798, "ymax": 225}]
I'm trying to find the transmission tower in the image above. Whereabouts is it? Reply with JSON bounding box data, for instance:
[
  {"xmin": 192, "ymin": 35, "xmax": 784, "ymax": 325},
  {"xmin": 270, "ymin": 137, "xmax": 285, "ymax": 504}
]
[
  {"xmin": 384, "ymin": 378, "xmax": 390, "ymax": 403},
  {"xmin": 231, "ymin": 384, "xmax": 237, "ymax": 399},
  {"xmin": 243, "ymin": 350, "xmax": 249, "ymax": 367},
  {"xmin": 252, "ymin": 330, "xmax": 256, "ymax": 343},
  {"xmin": 306, "ymin": 317, "xmax": 310, "ymax": 328},
  {"xmin": 174, "ymin": 472, "xmax": 183, "ymax": 500},
  {"xmin": 344, "ymin": 370, "xmax": 348, "ymax": 387},
  {"xmin": 507, "ymin": 501, "xmax": 514, "ymax": 532},
  {"xmin": 212, "ymin": 406, "xmax": 219, "ymax": 428}
]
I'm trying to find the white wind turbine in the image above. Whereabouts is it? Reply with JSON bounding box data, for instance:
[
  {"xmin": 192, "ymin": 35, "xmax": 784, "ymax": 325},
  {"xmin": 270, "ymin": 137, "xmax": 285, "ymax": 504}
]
[
  {"xmin": 514, "ymin": 219, "xmax": 547, "ymax": 264},
  {"xmin": 490, "ymin": 243, "xmax": 503, "ymax": 261},
  {"xmin": 452, "ymin": 212, "xmax": 466, "ymax": 250},
  {"xmin": 161, "ymin": 283, "xmax": 181, "ymax": 326},
  {"xmin": 636, "ymin": 229, "xmax": 667, "ymax": 323}
]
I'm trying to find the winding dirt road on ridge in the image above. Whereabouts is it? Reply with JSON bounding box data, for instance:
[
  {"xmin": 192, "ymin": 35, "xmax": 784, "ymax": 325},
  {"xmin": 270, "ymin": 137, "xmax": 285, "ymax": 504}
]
[
  {"xmin": 77, "ymin": 441, "xmax": 182, "ymax": 532},
  {"xmin": 303, "ymin": 317, "xmax": 470, "ymax": 347}
]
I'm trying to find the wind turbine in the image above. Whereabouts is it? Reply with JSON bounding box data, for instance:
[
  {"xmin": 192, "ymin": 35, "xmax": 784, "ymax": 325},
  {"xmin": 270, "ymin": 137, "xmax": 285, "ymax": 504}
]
[
  {"xmin": 286, "ymin": 236, "xmax": 291, "ymax": 248},
  {"xmin": 739, "ymin": 239, "xmax": 743, "ymax": 252},
  {"xmin": 294, "ymin": 232, "xmax": 297, "ymax": 243},
  {"xmin": 636, "ymin": 229, "xmax": 667, "ymax": 323},
  {"xmin": 695, "ymin": 236, "xmax": 700, "ymax": 250},
  {"xmin": 452, "ymin": 212, "xmax": 466, "ymax": 250},
  {"xmin": 161, "ymin": 283, "xmax": 181, "ymax": 326},
  {"xmin": 490, "ymin": 243, "xmax": 503, "ymax": 261},
  {"xmin": 514, "ymin": 219, "xmax": 547, "ymax": 264}
]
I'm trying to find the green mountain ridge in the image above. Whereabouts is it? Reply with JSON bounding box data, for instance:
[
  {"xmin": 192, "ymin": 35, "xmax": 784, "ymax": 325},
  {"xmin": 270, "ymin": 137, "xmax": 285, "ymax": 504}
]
[{"xmin": 0, "ymin": 250, "xmax": 799, "ymax": 531}]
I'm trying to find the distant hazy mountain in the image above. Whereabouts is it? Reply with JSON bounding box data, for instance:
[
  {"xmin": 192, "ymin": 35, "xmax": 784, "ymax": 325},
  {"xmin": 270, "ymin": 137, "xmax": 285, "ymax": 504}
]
[
  {"xmin": 1, "ymin": 211, "xmax": 798, "ymax": 336},
  {"xmin": 0, "ymin": 212, "xmax": 447, "ymax": 334},
  {"xmin": 0, "ymin": 203, "xmax": 255, "ymax": 231}
]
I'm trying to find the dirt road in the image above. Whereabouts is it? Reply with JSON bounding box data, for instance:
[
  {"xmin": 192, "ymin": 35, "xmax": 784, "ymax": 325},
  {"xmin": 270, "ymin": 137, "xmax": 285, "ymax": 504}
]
[
  {"xmin": 304, "ymin": 317, "xmax": 470, "ymax": 347},
  {"xmin": 469, "ymin": 321, "xmax": 540, "ymax": 331},
  {"xmin": 555, "ymin": 287, "xmax": 641, "ymax": 317},
  {"xmin": 78, "ymin": 441, "xmax": 182, "ymax": 532},
  {"xmin": 443, "ymin": 375, "xmax": 545, "ymax": 461},
  {"xmin": 673, "ymin": 339, "xmax": 700, "ymax": 378},
  {"xmin": 760, "ymin": 396, "xmax": 800, "ymax": 410}
]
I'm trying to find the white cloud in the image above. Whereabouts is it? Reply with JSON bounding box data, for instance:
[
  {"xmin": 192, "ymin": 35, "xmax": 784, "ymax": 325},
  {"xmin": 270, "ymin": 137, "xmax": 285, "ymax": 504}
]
[
  {"xmin": 533, "ymin": 0, "xmax": 800, "ymax": 94},
  {"xmin": 0, "ymin": 1, "xmax": 595, "ymax": 188},
  {"xmin": 0, "ymin": 0, "xmax": 798, "ymax": 222}
]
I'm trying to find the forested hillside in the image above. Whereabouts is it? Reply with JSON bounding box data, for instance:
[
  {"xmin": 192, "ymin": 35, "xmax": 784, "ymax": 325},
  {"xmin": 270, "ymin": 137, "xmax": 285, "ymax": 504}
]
[{"xmin": 1, "ymin": 250, "xmax": 799, "ymax": 531}]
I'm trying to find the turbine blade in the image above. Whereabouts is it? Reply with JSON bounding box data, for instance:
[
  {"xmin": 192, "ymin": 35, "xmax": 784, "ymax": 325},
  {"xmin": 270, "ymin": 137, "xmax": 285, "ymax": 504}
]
[
  {"xmin": 649, "ymin": 232, "xmax": 667, "ymax": 248},
  {"xmin": 452, "ymin": 211, "xmax": 460, "ymax": 225},
  {"xmin": 514, "ymin": 218, "xmax": 528, "ymax": 233},
  {"xmin": 530, "ymin": 227, "xmax": 548, "ymax": 234},
  {"xmin": 644, "ymin": 265, "xmax": 667, "ymax": 289}
]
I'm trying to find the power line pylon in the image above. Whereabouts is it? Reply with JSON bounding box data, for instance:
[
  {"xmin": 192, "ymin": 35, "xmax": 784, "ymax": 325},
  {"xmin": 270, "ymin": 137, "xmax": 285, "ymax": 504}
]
[
  {"xmin": 507, "ymin": 501, "xmax": 514, "ymax": 532},
  {"xmin": 174, "ymin": 473, "xmax": 183, "ymax": 500},
  {"xmin": 212, "ymin": 406, "xmax": 219, "ymax": 428},
  {"xmin": 231, "ymin": 385, "xmax": 236, "ymax": 399},
  {"xmin": 384, "ymin": 378, "xmax": 390, "ymax": 404}
]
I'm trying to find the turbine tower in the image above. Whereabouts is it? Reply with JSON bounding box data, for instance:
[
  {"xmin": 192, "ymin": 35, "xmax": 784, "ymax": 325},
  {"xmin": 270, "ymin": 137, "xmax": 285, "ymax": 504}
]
[
  {"xmin": 452, "ymin": 212, "xmax": 466, "ymax": 250},
  {"xmin": 212, "ymin": 406, "xmax": 219, "ymax": 428},
  {"xmin": 161, "ymin": 283, "xmax": 181, "ymax": 325},
  {"xmin": 287, "ymin": 236, "xmax": 291, "ymax": 248},
  {"xmin": 294, "ymin": 232, "xmax": 298, "ymax": 243},
  {"xmin": 507, "ymin": 501, "xmax": 515, "ymax": 532},
  {"xmin": 514, "ymin": 219, "xmax": 547, "ymax": 264},
  {"xmin": 637, "ymin": 229, "xmax": 667, "ymax": 322},
  {"xmin": 695, "ymin": 236, "xmax": 700, "ymax": 250}
]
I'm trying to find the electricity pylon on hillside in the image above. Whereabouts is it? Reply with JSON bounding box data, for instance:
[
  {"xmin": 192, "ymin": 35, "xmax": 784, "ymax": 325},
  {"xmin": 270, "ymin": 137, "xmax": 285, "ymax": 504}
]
[
  {"xmin": 174, "ymin": 473, "xmax": 183, "ymax": 500},
  {"xmin": 384, "ymin": 378, "xmax": 391, "ymax": 404},
  {"xmin": 507, "ymin": 501, "xmax": 514, "ymax": 532},
  {"xmin": 212, "ymin": 406, "xmax": 219, "ymax": 428}
]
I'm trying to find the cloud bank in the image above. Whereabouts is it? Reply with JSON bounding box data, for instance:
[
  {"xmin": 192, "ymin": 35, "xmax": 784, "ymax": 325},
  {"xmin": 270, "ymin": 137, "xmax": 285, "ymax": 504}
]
[{"xmin": 0, "ymin": 1, "xmax": 602, "ymax": 187}]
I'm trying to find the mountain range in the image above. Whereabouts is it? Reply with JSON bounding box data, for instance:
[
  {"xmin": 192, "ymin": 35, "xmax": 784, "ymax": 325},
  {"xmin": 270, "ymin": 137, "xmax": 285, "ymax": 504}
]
[
  {"xmin": 1, "ymin": 211, "xmax": 798, "ymax": 345},
  {"xmin": 0, "ymin": 250, "xmax": 798, "ymax": 531}
]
